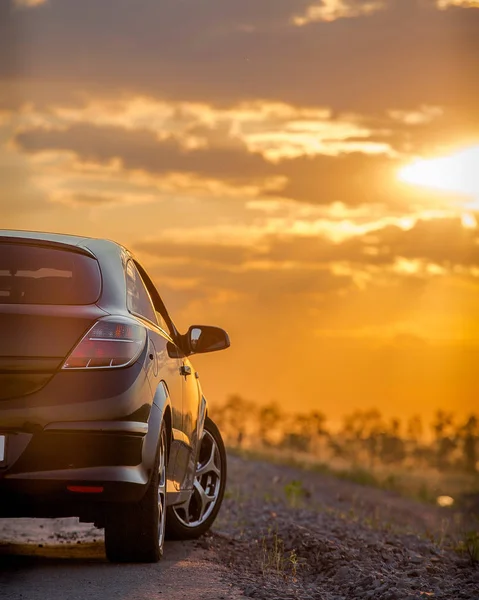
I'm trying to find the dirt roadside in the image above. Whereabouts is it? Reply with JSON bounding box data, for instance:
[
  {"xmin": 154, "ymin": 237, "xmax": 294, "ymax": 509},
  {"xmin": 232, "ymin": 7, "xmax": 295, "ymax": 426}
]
[{"xmin": 212, "ymin": 455, "xmax": 479, "ymax": 600}]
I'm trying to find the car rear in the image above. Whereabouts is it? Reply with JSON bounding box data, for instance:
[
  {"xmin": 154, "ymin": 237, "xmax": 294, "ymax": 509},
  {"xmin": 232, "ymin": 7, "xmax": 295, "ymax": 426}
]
[{"xmin": 0, "ymin": 234, "xmax": 154, "ymax": 521}]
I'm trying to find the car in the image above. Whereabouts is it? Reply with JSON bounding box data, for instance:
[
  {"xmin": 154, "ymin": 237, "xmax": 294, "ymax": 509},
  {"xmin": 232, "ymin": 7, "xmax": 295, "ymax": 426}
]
[{"xmin": 0, "ymin": 230, "xmax": 230, "ymax": 563}]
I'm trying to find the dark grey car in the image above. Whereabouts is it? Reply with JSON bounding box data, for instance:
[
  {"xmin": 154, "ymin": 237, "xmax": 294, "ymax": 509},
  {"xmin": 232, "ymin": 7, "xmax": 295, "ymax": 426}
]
[{"xmin": 0, "ymin": 230, "xmax": 229, "ymax": 562}]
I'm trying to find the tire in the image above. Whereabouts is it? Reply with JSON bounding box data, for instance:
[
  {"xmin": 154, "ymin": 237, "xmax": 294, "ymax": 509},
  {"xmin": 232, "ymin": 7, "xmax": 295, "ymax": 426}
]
[
  {"xmin": 104, "ymin": 420, "xmax": 168, "ymax": 563},
  {"xmin": 166, "ymin": 416, "xmax": 226, "ymax": 540}
]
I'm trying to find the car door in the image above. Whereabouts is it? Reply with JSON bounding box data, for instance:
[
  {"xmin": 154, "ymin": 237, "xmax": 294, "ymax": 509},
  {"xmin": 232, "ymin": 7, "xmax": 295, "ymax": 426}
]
[
  {"xmin": 176, "ymin": 348, "xmax": 202, "ymax": 489},
  {"xmin": 126, "ymin": 260, "xmax": 184, "ymax": 491},
  {"xmin": 133, "ymin": 260, "xmax": 198, "ymax": 491}
]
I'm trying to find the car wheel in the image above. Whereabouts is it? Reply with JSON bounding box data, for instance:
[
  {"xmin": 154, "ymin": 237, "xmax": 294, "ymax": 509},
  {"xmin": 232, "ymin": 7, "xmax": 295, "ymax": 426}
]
[
  {"xmin": 166, "ymin": 416, "xmax": 226, "ymax": 540},
  {"xmin": 104, "ymin": 420, "xmax": 168, "ymax": 563}
]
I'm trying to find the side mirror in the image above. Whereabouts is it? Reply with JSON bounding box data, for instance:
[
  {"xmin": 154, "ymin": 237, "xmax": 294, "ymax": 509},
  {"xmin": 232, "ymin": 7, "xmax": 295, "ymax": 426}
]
[{"xmin": 187, "ymin": 325, "xmax": 230, "ymax": 355}]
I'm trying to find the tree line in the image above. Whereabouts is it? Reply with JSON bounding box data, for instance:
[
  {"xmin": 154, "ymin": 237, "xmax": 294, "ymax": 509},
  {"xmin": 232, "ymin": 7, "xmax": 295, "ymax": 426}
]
[{"xmin": 212, "ymin": 395, "xmax": 479, "ymax": 473}]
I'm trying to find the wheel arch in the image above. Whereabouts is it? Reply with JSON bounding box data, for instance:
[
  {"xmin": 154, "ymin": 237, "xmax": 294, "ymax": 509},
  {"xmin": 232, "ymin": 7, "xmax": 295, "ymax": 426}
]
[
  {"xmin": 140, "ymin": 380, "xmax": 172, "ymax": 483},
  {"xmin": 153, "ymin": 380, "xmax": 173, "ymax": 458}
]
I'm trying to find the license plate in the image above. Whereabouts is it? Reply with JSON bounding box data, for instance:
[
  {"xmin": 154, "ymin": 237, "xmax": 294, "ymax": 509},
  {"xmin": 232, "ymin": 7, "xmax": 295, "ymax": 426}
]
[{"xmin": 0, "ymin": 435, "xmax": 5, "ymax": 463}]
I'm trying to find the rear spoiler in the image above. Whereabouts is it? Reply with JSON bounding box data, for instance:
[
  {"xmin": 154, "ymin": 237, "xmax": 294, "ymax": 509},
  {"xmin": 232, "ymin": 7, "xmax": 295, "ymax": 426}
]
[{"xmin": 0, "ymin": 236, "xmax": 96, "ymax": 259}]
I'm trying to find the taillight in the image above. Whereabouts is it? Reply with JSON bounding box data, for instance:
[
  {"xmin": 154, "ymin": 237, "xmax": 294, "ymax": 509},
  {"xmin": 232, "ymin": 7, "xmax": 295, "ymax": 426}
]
[{"xmin": 62, "ymin": 316, "xmax": 147, "ymax": 369}]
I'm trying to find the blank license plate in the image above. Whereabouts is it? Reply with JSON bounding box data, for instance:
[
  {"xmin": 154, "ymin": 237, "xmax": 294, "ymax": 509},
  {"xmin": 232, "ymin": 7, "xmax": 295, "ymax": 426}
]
[{"xmin": 0, "ymin": 436, "xmax": 5, "ymax": 463}]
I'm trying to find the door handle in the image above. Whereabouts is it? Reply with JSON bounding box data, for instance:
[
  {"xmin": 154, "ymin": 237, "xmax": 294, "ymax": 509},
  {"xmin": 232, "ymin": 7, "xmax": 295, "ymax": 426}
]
[{"xmin": 180, "ymin": 365, "xmax": 192, "ymax": 377}]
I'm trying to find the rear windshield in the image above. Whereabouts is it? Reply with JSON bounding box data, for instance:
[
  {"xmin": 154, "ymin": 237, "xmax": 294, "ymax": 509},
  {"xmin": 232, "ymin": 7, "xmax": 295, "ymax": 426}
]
[{"xmin": 0, "ymin": 243, "xmax": 101, "ymax": 305}]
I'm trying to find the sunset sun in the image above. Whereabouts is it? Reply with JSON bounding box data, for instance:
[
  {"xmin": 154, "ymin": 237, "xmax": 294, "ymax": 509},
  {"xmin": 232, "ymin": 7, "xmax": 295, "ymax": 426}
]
[{"xmin": 398, "ymin": 145, "xmax": 479, "ymax": 198}]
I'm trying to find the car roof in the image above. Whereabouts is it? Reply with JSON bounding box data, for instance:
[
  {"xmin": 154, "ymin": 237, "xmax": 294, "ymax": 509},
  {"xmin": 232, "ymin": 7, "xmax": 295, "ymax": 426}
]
[{"xmin": 0, "ymin": 229, "xmax": 127, "ymax": 256}]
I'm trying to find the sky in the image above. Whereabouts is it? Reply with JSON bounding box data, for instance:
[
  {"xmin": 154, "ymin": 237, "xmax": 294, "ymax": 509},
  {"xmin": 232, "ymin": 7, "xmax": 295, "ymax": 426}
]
[{"xmin": 2, "ymin": 0, "xmax": 479, "ymax": 427}]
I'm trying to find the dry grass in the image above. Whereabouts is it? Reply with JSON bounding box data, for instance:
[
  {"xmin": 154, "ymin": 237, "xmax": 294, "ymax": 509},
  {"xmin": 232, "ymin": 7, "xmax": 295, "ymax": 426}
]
[{"xmin": 228, "ymin": 445, "xmax": 479, "ymax": 507}]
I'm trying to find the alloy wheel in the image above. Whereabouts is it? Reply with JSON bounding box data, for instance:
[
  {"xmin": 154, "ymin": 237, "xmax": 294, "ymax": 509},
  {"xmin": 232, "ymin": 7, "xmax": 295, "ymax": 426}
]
[{"xmin": 172, "ymin": 429, "xmax": 222, "ymax": 527}]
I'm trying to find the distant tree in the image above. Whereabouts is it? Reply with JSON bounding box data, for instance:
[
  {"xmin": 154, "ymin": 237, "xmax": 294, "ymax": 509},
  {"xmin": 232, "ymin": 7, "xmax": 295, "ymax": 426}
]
[
  {"xmin": 457, "ymin": 415, "xmax": 479, "ymax": 473},
  {"xmin": 305, "ymin": 410, "xmax": 328, "ymax": 456},
  {"xmin": 406, "ymin": 415, "xmax": 424, "ymax": 442},
  {"xmin": 363, "ymin": 409, "xmax": 384, "ymax": 468},
  {"xmin": 380, "ymin": 418, "xmax": 406, "ymax": 464},
  {"xmin": 282, "ymin": 410, "xmax": 328, "ymax": 454},
  {"xmin": 214, "ymin": 394, "xmax": 256, "ymax": 447},
  {"xmin": 432, "ymin": 410, "xmax": 457, "ymax": 470},
  {"xmin": 258, "ymin": 402, "xmax": 282, "ymax": 447},
  {"xmin": 405, "ymin": 415, "xmax": 428, "ymax": 465},
  {"xmin": 341, "ymin": 409, "xmax": 384, "ymax": 467},
  {"xmin": 432, "ymin": 410, "xmax": 455, "ymax": 439},
  {"xmin": 281, "ymin": 431, "xmax": 310, "ymax": 453}
]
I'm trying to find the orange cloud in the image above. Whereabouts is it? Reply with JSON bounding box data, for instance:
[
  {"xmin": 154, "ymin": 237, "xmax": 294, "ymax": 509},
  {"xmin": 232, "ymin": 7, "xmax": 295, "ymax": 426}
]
[
  {"xmin": 437, "ymin": 0, "xmax": 479, "ymax": 7},
  {"xmin": 293, "ymin": 0, "xmax": 385, "ymax": 25}
]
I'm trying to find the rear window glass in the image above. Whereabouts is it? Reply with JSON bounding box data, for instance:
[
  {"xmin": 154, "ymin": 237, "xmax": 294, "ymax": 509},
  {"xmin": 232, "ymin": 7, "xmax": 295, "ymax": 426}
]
[{"xmin": 0, "ymin": 243, "xmax": 101, "ymax": 305}]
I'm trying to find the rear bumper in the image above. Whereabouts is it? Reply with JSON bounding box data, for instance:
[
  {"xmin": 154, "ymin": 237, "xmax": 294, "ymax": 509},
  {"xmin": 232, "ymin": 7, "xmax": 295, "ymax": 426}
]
[
  {"xmin": 0, "ymin": 357, "xmax": 161, "ymax": 519},
  {"xmin": 0, "ymin": 464, "xmax": 149, "ymax": 518},
  {"xmin": 0, "ymin": 422, "xmax": 152, "ymax": 518}
]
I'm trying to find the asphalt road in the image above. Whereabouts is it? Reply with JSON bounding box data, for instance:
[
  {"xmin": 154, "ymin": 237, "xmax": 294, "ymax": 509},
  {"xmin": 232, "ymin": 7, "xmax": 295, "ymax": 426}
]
[{"xmin": 0, "ymin": 520, "xmax": 244, "ymax": 600}]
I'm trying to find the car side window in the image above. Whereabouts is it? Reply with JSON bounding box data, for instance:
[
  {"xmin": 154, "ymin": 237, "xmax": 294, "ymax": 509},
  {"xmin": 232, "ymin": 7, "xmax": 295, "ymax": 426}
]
[
  {"xmin": 125, "ymin": 260, "xmax": 157, "ymax": 324},
  {"xmin": 133, "ymin": 261, "xmax": 176, "ymax": 337}
]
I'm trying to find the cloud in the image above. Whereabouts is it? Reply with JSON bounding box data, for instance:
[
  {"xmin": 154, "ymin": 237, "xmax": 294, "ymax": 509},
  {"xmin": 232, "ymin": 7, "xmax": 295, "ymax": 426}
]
[
  {"xmin": 262, "ymin": 217, "xmax": 479, "ymax": 270},
  {"xmin": 437, "ymin": 0, "xmax": 479, "ymax": 7},
  {"xmin": 293, "ymin": 0, "xmax": 386, "ymax": 25},
  {"xmin": 147, "ymin": 258, "xmax": 354, "ymax": 302},
  {"xmin": 1, "ymin": 0, "xmax": 478, "ymax": 115},
  {"xmin": 14, "ymin": 123, "xmax": 274, "ymax": 183},
  {"xmin": 15, "ymin": 121, "xmax": 465, "ymax": 209},
  {"xmin": 134, "ymin": 240, "xmax": 255, "ymax": 266},
  {"xmin": 134, "ymin": 216, "xmax": 479, "ymax": 276}
]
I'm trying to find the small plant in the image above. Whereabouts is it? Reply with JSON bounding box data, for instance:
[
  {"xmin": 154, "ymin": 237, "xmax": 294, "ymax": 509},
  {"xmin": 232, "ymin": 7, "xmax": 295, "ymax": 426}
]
[
  {"xmin": 288, "ymin": 549, "xmax": 299, "ymax": 580},
  {"xmin": 260, "ymin": 530, "xmax": 303, "ymax": 582},
  {"xmin": 284, "ymin": 480, "xmax": 308, "ymax": 508},
  {"xmin": 456, "ymin": 530, "xmax": 479, "ymax": 565},
  {"xmin": 261, "ymin": 531, "xmax": 285, "ymax": 575}
]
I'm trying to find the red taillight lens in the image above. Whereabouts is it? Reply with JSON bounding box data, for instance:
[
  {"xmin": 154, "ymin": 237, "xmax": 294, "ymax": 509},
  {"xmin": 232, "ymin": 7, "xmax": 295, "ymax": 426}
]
[
  {"xmin": 67, "ymin": 486, "xmax": 104, "ymax": 494},
  {"xmin": 62, "ymin": 316, "xmax": 147, "ymax": 370}
]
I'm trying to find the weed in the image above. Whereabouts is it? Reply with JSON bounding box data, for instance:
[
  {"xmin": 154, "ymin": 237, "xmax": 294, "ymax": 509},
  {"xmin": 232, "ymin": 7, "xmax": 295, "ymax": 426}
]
[
  {"xmin": 261, "ymin": 531, "xmax": 285, "ymax": 576},
  {"xmin": 283, "ymin": 480, "xmax": 308, "ymax": 508},
  {"xmin": 260, "ymin": 529, "xmax": 303, "ymax": 582},
  {"xmin": 288, "ymin": 549, "xmax": 299, "ymax": 580},
  {"xmin": 456, "ymin": 529, "xmax": 479, "ymax": 565}
]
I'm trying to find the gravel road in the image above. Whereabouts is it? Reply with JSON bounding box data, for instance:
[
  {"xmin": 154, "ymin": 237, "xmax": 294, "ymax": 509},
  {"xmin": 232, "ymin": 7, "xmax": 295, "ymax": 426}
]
[
  {"xmin": 0, "ymin": 455, "xmax": 478, "ymax": 600},
  {"xmin": 0, "ymin": 524, "xmax": 245, "ymax": 600}
]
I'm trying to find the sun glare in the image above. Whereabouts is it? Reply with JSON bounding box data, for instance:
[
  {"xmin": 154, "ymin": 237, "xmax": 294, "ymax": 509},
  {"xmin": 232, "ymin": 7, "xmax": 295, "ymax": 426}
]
[{"xmin": 398, "ymin": 146, "xmax": 479, "ymax": 198}]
